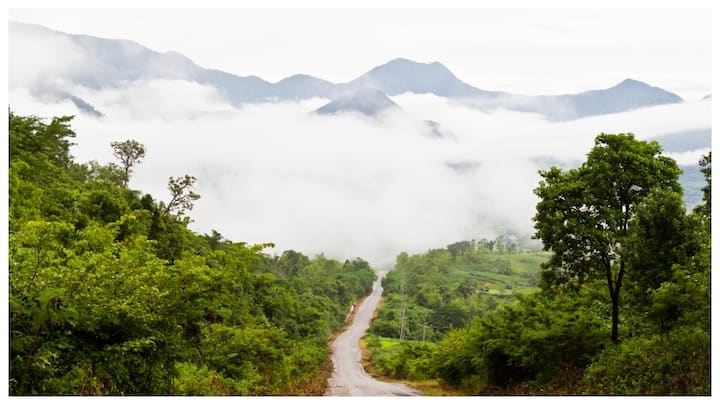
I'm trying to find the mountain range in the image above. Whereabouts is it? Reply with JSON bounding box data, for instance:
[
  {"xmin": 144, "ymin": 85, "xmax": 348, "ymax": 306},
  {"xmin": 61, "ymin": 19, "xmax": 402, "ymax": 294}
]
[{"xmin": 10, "ymin": 21, "xmax": 686, "ymax": 121}]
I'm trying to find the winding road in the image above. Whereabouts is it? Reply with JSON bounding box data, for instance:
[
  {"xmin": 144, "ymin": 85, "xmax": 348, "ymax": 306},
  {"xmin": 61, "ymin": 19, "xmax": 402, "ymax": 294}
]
[{"xmin": 325, "ymin": 271, "xmax": 421, "ymax": 396}]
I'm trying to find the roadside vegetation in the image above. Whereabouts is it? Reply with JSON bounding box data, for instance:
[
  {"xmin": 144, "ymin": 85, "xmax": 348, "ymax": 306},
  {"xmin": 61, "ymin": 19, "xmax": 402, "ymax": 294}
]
[
  {"xmin": 8, "ymin": 111, "xmax": 710, "ymax": 395},
  {"xmin": 8, "ymin": 111, "xmax": 375, "ymax": 395},
  {"xmin": 364, "ymin": 134, "xmax": 711, "ymax": 395}
]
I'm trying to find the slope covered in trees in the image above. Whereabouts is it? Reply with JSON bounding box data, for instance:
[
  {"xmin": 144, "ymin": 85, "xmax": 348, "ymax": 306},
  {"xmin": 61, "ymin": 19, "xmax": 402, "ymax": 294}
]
[
  {"xmin": 364, "ymin": 134, "xmax": 711, "ymax": 395},
  {"xmin": 369, "ymin": 242, "xmax": 547, "ymax": 343},
  {"xmin": 8, "ymin": 111, "xmax": 375, "ymax": 395}
]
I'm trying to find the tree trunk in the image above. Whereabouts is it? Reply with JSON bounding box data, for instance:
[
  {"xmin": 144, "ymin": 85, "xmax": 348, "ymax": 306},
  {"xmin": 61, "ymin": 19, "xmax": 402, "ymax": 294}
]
[
  {"xmin": 610, "ymin": 289, "xmax": 619, "ymax": 344},
  {"xmin": 604, "ymin": 258, "xmax": 624, "ymax": 345},
  {"xmin": 610, "ymin": 260, "xmax": 625, "ymax": 345}
]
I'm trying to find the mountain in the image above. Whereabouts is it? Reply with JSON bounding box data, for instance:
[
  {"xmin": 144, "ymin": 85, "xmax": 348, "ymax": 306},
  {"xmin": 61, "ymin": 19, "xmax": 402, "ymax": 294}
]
[
  {"xmin": 462, "ymin": 79, "xmax": 685, "ymax": 121},
  {"xmin": 9, "ymin": 21, "xmax": 275, "ymax": 105},
  {"xmin": 11, "ymin": 22, "xmax": 202, "ymax": 88},
  {"xmin": 650, "ymin": 128, "xmax": 711, "ymax": 153},
  {"xmin": 272, "ymin": 74, "xmax": 337, "ymax": 100},
  {"xmin": 345, "ymin": 57, "xmax": 503, "ymax": 98},
  {"xmin": 9, "ymin": 21, "xmax": 685, "ymax": 120},
  {"xmin": 315, "ymin": 90, "xmax": 452, "ymax": 138},
  {"xmin": 316, "ymin": 88, "xmax": 400, "ymax": 117},
  {"xmin": 36, "ymin": 90, "xmax": 104, "ymax": 117},
  {"xmin": 341, "ymin": 58, "xmax": 683, "ymax": 120},
  {"xmin": 560, "ymin": 78, "xmax": 684, "ymax": 118}
]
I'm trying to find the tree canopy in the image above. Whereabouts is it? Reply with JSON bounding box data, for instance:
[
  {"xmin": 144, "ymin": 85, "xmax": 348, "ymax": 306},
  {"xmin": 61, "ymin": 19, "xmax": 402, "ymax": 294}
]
[
  {"xmin": 362, "ymin": 136, "xmax": 710, "ymax": 395},
  {"xmin": 111, "ymin": 139, "xmax": 145, "ymax": 185},
  {"xmin": 8, "ymin": 111, "xmax": 375, "ymax": 395},
  {"xmin": 533, "ymin": 133, "xmax": 682, "ymax": 343}
]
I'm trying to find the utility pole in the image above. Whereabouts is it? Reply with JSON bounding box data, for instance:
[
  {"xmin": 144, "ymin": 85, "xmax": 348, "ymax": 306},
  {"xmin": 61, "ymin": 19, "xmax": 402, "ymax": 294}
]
[{"xmin": 399, "ymin": 275, "xmax": 407, "ymax": 341}]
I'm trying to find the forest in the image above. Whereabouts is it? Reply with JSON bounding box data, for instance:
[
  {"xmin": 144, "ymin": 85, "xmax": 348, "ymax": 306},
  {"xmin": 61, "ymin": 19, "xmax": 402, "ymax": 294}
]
[
  {"xmin": 8, "ymin": 111, "xmax": 375, "ymax": 395},
  {"xmin": 8, "ymin": 111, "xmax": 711, "ymax": 395},
  {"xmin": 364, "ymin": 134, "xmax": 711, "ymax": 395}
]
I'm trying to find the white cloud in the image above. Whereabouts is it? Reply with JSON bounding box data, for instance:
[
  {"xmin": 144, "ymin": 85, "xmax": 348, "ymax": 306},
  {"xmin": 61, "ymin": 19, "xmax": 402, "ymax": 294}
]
[
  {"xmin": 667, "ymin": 149, "xmax": 712, "ymax": 167},
  {"xmin": 8, "ymin": 25, "xmax": 93, "ymax": 90},
  {"xmin": 76, "ymin": 79, "xmax": 236, "ymax": 121},
  {"xmin": 9, "ymin": 80, "xmax": 711, "ymax": 269}
]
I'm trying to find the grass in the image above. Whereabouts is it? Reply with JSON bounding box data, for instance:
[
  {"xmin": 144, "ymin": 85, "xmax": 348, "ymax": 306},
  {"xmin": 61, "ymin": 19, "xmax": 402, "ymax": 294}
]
[
  {"xmin": 375, "ymin": 336, "xmax": 401, "ymax": 349},
  {"xmin": 449, "ymin": 252, "xmax": 548, "ymax": 290}
]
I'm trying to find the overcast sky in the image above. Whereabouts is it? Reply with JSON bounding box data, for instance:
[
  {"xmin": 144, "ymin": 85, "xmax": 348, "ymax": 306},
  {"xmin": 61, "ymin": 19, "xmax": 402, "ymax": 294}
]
[{"xmin": 7, "ymin": 7, "xmax": 712, "ymax": 100}]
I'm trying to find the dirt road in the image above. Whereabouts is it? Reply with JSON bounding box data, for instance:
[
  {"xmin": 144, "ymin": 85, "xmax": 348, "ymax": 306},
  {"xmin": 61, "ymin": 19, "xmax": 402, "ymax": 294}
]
[{"xmin": 325, "ymin": 271, "xmax": 420, "ymax": 396}]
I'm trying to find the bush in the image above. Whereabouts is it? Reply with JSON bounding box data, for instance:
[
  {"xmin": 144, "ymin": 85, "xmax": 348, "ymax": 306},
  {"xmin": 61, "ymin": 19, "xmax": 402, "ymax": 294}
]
[
  {"xmin": 173, "ymin": 362, "xmax": 233, "ymax": 395},
  {"xmin": 583, "ymin": 326, "xmax": 710, "ymax": 395},
  {"xmin": 432, "ymin": 290, "xmax": 608, "ymax": 391},
  {"xmin": 369, "ymin": 339, "xmax": 434, "ymax": 380}
]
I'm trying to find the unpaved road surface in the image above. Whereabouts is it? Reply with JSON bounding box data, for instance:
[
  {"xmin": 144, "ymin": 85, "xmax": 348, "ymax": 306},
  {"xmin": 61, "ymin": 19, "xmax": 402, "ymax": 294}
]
[{"xmin": 325, "ymin": 271, "xmax": 421, "ymax": 396}]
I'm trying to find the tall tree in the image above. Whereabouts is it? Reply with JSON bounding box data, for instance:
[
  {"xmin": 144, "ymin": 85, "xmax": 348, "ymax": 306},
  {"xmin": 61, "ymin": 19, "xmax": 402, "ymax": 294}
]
[
  {"xmin": 162, "ymin": 175, "xmax": 201, "ymax": 219},
  {"xmin": 111, "ymin": 139, "xmax": 146, "ymax": 185},
  {"xmin": 533, "ymin": 133, "xmax": 681, "ymax": 343},
  {"xmin": 694, "ymin": 152, "xmax": 711, "ymax": 221}
]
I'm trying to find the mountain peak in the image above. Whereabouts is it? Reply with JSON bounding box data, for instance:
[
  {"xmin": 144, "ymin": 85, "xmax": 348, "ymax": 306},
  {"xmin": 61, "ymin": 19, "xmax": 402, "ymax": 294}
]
[
  {"xmin": 350, "ymin": 57, "xmax": 485, "ymax": 98},
  {"xmin": 381, "ymin": 57, "xmax": 446, "ymax": 68},
  {"xmin": 616, "ymin": 78, "xmax": 649, "ymax": 88},
  {"xmin": 369, "ymin": 58, "xmax": 454, "ymax": 78},
  {"xmin": 276, "ymin": 74, "xmax": 325, "ymax": 84},
  {"xmin": 316, "ymin": 88, "xmax": 399, "ymax": 117},
  {"xmin": 272, "ymin": 74, "xmax": 336, "ymax": 99},
  {"xmin": 609, "ymin": 78, "xmax": 683, "ymax": 102}
]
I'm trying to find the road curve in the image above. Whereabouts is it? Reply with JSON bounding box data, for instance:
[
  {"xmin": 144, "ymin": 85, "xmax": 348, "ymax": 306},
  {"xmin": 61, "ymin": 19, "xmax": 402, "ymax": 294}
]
[{"xmin": 325, "ymin": 270, "xmax": 421, "ymax": 396}]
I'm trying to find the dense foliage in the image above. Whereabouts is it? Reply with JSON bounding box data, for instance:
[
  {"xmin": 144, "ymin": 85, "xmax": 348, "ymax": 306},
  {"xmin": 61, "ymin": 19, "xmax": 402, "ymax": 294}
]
[
  {"xmin": 364, "ymin": 241, "xmax": 549, "ymax": 383},
  {"xmin": 369, "ymin": 241, "xmax": 547, "ymax": 342},
  {"xmin": 533, "ymin": 133, "xmax": 683, "ymax": 343},
  {"xmin": 8, "ymin": 112, "xmax": 375, "ymax": 395},
  {"xmin": 8, "ymin": 114, "xmax": 710, "ymax": 395},
  {"xmin": 365, "ymin": 134, "xmax": 710, "ymax": 395}
]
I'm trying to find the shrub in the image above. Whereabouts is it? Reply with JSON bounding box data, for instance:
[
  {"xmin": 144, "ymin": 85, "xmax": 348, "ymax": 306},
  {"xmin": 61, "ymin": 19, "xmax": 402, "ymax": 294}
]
[{"xmin": 583, "ymin": 326, "xmax": 710, "ymax": 394}]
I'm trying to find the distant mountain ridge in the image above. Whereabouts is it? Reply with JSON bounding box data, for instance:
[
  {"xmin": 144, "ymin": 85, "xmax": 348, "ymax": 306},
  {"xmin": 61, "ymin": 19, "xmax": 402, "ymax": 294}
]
[
  {"xmin": 316, "ymin": 88, "xmax": 400, "ymax": 117},
  {"xmin": 347, "ymin": 57, "xmax": 501, "ymax": 98},
  {"xmin": 10, "ymin": 21, "xmax": 687, "ymax": 120}
]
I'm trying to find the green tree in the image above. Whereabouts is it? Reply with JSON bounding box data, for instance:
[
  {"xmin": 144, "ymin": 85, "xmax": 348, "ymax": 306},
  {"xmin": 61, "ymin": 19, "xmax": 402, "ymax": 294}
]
[
  {"xmin": 85, "ymin": 161, "xmax": 129, "ymax": 186},
  {"xmin": 9, "ymin": 112, "xmax": 76, "ymax": 170},
  {"xmin": 111, "ymin": 140, "xmax": 146, "ymax": 185},
  {"xmin": 533, "ymin": 133, "xmax": 681, "ymax": 344},
  {"xmin": 624, "ymin": 189, "xmax": 700, "ymax": 300},
  {"xmin": 9, "ymin": 110, "xmax": 380, "ymax": 395},
  {"xmin": 162, "ymin": 175, "xmax": 201, "ymax": 220},
  {"xmin": 694, "ymin": 152, "xmax": 711, "ymax": 221}
]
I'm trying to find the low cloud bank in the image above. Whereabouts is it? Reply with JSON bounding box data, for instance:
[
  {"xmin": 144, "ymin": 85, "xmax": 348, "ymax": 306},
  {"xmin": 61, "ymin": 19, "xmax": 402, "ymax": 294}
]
[{"xmin": 9, "ymin": 81, "xmax": 711, "ymax": 268}]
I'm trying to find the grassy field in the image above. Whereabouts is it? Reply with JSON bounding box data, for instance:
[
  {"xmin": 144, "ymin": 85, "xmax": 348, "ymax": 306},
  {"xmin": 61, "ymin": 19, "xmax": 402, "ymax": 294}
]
[{"xmin": 450, "ymin": 252, "xmax": 548, "ymax": 293}]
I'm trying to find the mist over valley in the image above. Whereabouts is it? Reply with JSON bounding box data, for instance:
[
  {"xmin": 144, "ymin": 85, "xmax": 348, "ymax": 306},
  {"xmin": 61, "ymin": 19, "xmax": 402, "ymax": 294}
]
[{"xmin": 8, "ymin": 21, "xmax": 711, "ymax": 268}]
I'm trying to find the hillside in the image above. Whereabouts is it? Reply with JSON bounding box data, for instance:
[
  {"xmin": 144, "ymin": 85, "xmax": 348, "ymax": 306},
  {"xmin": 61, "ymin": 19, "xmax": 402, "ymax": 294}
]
[
  {"xmin": 369, "ymin": 240, "xmax": 548, "ymax": 343},
  {"xmin": 8, "ymin": 111, "xmax": 376, "ymax": 395}
]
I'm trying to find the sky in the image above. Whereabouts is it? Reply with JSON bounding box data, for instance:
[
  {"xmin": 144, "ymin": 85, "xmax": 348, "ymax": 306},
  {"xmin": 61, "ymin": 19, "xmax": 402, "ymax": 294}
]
[
  {"xmin": 7, "ymin": 6, "xmax": 713, "ymax": 100},
  {"xmin": 4, "ymin": 2, "xmax": 716, "ymax": 268}
]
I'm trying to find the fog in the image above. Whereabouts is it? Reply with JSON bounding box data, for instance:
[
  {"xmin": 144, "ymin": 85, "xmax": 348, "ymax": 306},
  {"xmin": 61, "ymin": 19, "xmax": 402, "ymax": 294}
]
[{"xmin": 8, "ymin": 81, "xmax": 712, "ymax": 269}]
